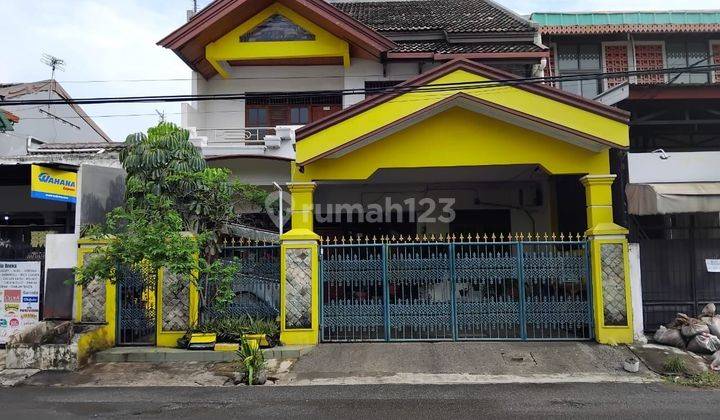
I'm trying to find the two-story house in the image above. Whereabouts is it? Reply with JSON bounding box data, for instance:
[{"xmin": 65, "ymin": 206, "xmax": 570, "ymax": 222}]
[
  {"xmin": 160, "ymin": 0, "xmax": 548, "ymax": 187},
  {"xmin": 531, "ymin": 10, "xmax": 720, "ymax": 333},
  {"xmin": 157, "ymin": 0, "xmax": 637, "ymax": 346}
]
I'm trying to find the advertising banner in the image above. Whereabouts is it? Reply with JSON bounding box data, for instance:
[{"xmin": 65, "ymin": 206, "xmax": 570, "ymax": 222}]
[
  {"xmin": 30, "ymin": 164, "xmax": 77, "ymax": 204},
  {"xmin": 0, "ymin": 261, "xmax": 42, "ymax": 345}
]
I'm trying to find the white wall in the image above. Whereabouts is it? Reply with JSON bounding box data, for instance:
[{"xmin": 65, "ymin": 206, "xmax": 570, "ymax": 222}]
[
  {"xmin": 185, "ymin": 58, "xmax": 439, "ymax": 130},
  {"xmin": 628, "ymin": 151, "xmax": 720, "ymax": 184},
  {"xmin": 209, "ymin": 157, "xmax": 292, "ymax": 186},
  {"xmin": 629, "ymin": 243, "xmax": 645, "ymax": 342}
]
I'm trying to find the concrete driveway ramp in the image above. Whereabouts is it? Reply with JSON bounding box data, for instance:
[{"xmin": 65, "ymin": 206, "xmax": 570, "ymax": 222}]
[{"xmin": 282, "ymin": 342, "xmax": 658, "ymax": 386}]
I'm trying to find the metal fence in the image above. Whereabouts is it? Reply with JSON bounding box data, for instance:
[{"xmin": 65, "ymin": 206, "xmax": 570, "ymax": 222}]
[
  {"xmin": 320, "ymin": 234, "xmax": 592, "ymax": 342},
  {"xmin": 206, "ymin": 244, "xmax": 281, "ymax": 320}
]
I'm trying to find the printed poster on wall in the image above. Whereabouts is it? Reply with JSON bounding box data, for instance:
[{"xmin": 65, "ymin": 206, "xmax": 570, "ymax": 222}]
[{"xmin": 0, "ymin": 261, "xmax": 41, "ymax": 345}]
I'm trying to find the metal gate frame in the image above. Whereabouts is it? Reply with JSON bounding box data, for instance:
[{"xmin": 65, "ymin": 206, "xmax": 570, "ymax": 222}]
[
  {"xmin": 320, "ymin": 237, "xmax": 593, "ymax": 342},
  {"xmin": 116, "ymin": 266, "xmax": 157, "ymax": 346}
]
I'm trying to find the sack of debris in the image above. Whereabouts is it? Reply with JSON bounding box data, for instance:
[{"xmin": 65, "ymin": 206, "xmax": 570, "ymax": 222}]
[
  {"xmin": 680, "ymin": 318, "xmax": 710, "ymax": 338},
  {"xmin": 654, "ymin": 325, "xmax": 686, "ymax": 349},
  {"xmin": 701, "ymin": 303, "xmax": 716, "ymax": 318},
  {"xmin": 700, "ymin": 316, "xmax": 720, "ymax": 338},
  {"xmin": 687, "ymin": 332, "xmax": 720, "ymax": 354}
]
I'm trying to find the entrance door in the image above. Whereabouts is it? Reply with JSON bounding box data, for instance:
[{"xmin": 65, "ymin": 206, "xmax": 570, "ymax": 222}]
[{"xmin": 116, "ymin": 266, "xmax": 156, "ymax": 346}]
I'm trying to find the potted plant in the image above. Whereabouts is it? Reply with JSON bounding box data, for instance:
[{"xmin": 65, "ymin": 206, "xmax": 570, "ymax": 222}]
[{"xmin": 242, "ymin": 316, "xmax": 280, "ymax": 348}]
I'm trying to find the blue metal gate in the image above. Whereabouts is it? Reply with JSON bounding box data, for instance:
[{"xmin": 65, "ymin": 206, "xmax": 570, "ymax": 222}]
[{"xmin": 320, "ymin": 234, "xmax": 592, "ymax": 342}]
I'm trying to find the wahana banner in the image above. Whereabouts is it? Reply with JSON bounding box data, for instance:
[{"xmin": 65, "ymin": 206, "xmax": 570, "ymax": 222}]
[
  {"xmin": 30, "ymin": 164, "xmax": 77, "ymax": 204},
  {"xmin": 0, "ymin": 261, "xmax": 41, "ymax": 345}
]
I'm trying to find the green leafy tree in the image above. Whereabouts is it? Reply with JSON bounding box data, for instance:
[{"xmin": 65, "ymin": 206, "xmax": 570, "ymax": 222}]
[{"xmin": 76, "ymin": 122, "xmax": 268, "ymax": 314}]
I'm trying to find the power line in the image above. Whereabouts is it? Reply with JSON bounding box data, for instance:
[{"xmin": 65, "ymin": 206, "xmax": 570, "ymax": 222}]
[{"xmin": 2, "ymin": 64, "xmax": 719, "ymax": 107}]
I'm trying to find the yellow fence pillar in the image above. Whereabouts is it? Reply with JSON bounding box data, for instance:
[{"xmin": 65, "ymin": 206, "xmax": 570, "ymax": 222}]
[
  {"xmin": 581, "ymin": 175, "xmax": 634, "ymax": 344},
  {"xmin": 280, "ymin": 182, "xmax": 320, "ymax": 345}
]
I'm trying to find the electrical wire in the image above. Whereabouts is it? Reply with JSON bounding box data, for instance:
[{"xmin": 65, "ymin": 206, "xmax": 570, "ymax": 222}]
[{"xmin": 2, "ymin": 64, "xmax": 718, "ymax": 107}]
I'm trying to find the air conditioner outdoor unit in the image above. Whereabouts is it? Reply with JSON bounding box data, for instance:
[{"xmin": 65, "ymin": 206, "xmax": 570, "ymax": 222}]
[{"xmin": 264, "ymin": 135, "xmax": 282, "ymax": 149}]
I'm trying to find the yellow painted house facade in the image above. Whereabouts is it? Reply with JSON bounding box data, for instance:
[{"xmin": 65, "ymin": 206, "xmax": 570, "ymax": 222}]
[{"xmin": 142, "ymin": 0, "xmax": 638, "ymax": 347}]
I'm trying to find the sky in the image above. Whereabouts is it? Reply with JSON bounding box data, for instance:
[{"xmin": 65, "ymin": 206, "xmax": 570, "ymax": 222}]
[{"xmin": 1, "ymin": 0, "xmax": 718, "ymax": 141}]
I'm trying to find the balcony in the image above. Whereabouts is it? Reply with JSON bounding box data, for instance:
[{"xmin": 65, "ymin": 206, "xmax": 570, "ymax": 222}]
[{"xmin": 188, "ymin": 126, "xmax": 299, "ymax": 160}]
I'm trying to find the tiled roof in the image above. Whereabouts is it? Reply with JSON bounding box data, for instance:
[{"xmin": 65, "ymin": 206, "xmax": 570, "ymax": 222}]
[
  {"xmin": 531, "ymin": 11, "xmax": 720, "ymax": 26},
  {"xmin": 392, "ymin": 40, "xmax": 545, "ymax": 54},
  {"xmin": 330, "ymin": 0, "xmax": 536, "ymax": 33},
  {"xmin": 0, "ymin": 80, "xmax": 111, "ymax": 142},
  {"xmin": 33, "ymin": 142, "xmax": 125, "ymax": 151},
  {"xmin": 531, "ymin": 11, "xmax": 720, "ymax": 34}
]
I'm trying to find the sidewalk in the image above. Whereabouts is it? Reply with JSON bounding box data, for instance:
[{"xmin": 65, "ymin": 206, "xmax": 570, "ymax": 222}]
[
  {"xmin": 16, "ymin": 342, "xmax": 661, "ymax": 387},
  {"xmin": 278, "ymin": 342, "xmax": 659, "ymax": 386}
]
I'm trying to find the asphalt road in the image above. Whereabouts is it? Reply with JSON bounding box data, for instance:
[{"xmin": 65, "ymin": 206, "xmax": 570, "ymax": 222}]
[{"xmin": 1, "ymin": 383, "xmax": 719, "ymax": 419}]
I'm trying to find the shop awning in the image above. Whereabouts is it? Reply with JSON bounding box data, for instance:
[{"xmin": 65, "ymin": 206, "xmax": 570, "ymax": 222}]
[{"xmin": 627, "ymin": 183, "xmax": 720, "ymax": 215}]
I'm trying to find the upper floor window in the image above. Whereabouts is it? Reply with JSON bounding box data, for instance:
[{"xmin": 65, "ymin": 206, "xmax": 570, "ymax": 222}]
[
  {"xmin": 666, "ymin": 40, "xmax": 710, "ymax": 84},
  {"xmin": 245, "ymin": 93, "xmax": 342, "ymax": 128},
  {"xmin": 556, "ymin": 44, "xmax": 602, "ymax": 98},
  {"xmin": 240, "ymin": 14, "xmax": 315, "ymax": 42}
]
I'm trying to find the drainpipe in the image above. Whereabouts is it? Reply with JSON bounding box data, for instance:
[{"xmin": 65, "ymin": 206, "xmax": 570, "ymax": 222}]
[
  {"xmin": 628, "ymin": 34, "xmax": 637, "ymax": 85},
  {"xmin": 273, "ymin": 182, "xmax": 284, "ymax": 236}
]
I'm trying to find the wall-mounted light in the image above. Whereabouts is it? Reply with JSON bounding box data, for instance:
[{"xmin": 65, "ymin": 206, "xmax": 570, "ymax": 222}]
[{"xmin": 651, "ymin": 149, "xmax": 670, "ymax": 160}]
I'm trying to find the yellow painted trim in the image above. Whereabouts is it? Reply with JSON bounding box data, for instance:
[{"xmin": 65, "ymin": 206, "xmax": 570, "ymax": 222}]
[
  {"xmin": 206, "ymin": 3, "xmax": 350, "ymax": 78},
  {"xmin": 74, "ymin": 241, "xmax": 116, "ymax": 365},
  {"xmin": 294, "ymin": 107, "xmax": 613, "ymax": 182},
  {"xmin": 297, "ymin": 69, "xmax": 628, "ymax": 167},
  {"xmin": 590, "ymin": 237, "xmax": 634, "ymax": 345},
  {"xmin": 156, "ymin": 265, "xmax": 200, "ymax": 348},
  {"xmin": 279, "ymin": 241, "xmax": 319, "ymax": 346}
]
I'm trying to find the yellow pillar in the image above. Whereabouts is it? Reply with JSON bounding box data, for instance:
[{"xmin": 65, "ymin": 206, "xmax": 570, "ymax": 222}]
[
  {"xmin": 580, "ymin": 175, "xmax": 633, "ymax": 344},
  {"xmin": 280, "ymin": 182, "xmax": 320, "ymax": 345}
]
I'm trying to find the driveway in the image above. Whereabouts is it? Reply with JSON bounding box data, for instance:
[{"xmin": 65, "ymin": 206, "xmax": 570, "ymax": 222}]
[{"xmin": 281, "ymin": 341, "xmax": 657, "ymax": 385}]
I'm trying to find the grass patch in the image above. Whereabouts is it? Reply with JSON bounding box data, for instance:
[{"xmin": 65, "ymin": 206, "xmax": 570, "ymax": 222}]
[
  {"xmin": 674, "ymin": 372, "xmax": 720, "ymax": 388},
  {"xmin": 662, "ymin": 355, "xmax": 687, "ymax": 374}
]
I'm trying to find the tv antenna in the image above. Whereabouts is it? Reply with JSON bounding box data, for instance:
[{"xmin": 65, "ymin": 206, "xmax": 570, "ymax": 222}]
[
  {"xmin": 41, "ymin": 54, "xmax": 65, "ymax": 109},
  {"xmin": 155, "ymin": 109, "xmax": 166, "ymax": 123}
]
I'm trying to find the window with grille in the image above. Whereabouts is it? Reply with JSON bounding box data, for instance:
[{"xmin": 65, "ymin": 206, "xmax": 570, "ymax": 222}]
[
  {"xmin": 245, "ymin": 93, "xmax": 342, "ymax": 127},
  {"xmin": 556, "ymin": 43, "xmax": 602, "ymax": 98},
  {"xmin": 666, "ymin": 40, "xmax": 710, "ymax": 84},
  {"xmin": 635, "ymin": 44, "xmax": 666, "ymax": 84},
  {"xmin": 603, "ymin": 44, "xmax": 629, "ymax": 89}
]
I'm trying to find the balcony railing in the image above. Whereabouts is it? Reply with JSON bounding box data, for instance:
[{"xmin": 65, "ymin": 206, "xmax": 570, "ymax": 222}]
[{"xmin": 195, "ymin": 127, "xmax": 278, "ymax": 146}]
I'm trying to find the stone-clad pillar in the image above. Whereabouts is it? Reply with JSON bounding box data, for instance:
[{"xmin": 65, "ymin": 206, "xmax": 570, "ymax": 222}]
[
  {"xmin": 581, "ymin": 175, "xmax": 634, "ymax": 345},
  {"xmin": 280, "ymin": 182, "xmax": 320, "ymax": 345}
]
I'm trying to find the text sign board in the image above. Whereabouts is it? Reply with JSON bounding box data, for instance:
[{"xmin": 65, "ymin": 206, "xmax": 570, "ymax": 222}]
[
  {"xmin": 0, "ymin": 261, "xmax": 41, "ymax": 344},
  {"xmin": 30, "ymin": 164, "xmax": 77, "ymax": 204},
  {"xmin": 707, "ymin": 259, "xmax": 720, "ymax": 273}
]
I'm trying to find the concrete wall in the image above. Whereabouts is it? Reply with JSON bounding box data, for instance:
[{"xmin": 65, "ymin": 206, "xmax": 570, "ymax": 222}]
[
  {"xmin": 209, "ymin": 157, "xmax": 291, "ymax": 186},
  {"xmin": 629, "ymin": 243, "xmax": 645, "ymax": 342},
  {"xmin": 628, "ymin": 151, "xmax": 720, "ymax": 183},
  {"xmin": 75, "ymin": 164, "xmax": 126, "ymax": 232},
  {"xmin": 43, "ymin": 234, "xmax": 78, "ymax": 320},
  {"xmin": 185, "ymin": 58, "xmax": 436, "ymax": 130}
]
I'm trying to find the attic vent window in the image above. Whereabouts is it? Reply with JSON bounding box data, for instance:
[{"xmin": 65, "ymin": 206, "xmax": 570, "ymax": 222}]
[{"xmin": 240, "ymin": 14, "xmax": 315, "ymax": 42}]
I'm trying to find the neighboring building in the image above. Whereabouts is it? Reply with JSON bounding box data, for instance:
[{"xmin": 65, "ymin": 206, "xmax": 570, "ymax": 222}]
[
  {"xmin": 159, "ymin": 0, "xmax": 548, "ymax": 186},
  {"xmin": 149, "ymin": 0, "xmax": 636, "ymax": 348},
  {"xmin": 531, "ymin": 11, "xmax": 720, "ymax": 332},
  {"xmin": 0, "ymin": 80, "xmax": 111, "ymax": 156},
  {"xmin": 0, "ymin": 108, "xmax": 19, "ymax": 132},
  {"xmin": 0, "ymin": 81, "xmax": 120, "ymax": 322}
]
